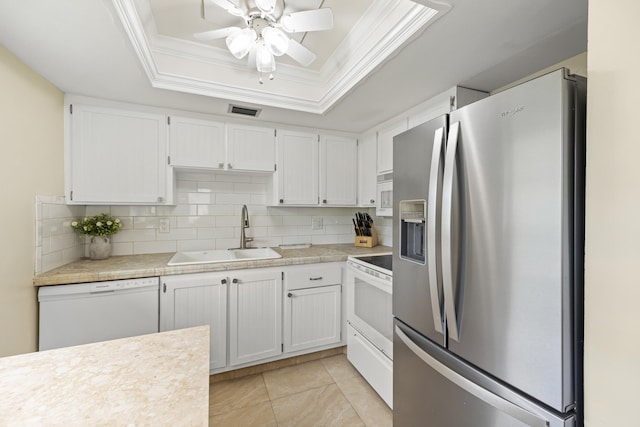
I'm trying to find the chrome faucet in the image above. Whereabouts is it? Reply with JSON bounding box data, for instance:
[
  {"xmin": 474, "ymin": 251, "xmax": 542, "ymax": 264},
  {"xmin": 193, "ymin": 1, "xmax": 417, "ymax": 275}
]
[{"xmin": 239, "ymin": 204, "xmax": 253, "ymax": 249}]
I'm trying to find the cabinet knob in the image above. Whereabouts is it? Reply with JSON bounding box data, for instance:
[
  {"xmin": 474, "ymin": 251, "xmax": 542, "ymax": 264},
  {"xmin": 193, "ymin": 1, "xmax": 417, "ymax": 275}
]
[
  {"xmin": 219, "ymin": 163, "xmax": 224, "ymax": 169},
  {"xmin": 228, "ymin": 163, "xmax": 233, "ymax": 169},
  {"xmin": 370, "ymin": 199, "xmax": 375, "ymax": 204},
  {"xmin": 221, "ymin": 278, "xmax": 227, "ymax": 284},
  {"xmin": 157, "ymin": 196, "xmax": 164, "ymax": 203},
  {"xmin": 232, "ymin": 278, "xmax": 238, "ymax": 284},
  {"xmin": 322, "ymin": 199, "xmax": 327, "ymax": 204},
  {"xmin": 279, "ymin": 199, "xmax": 284, "ymax": 204},
  {"xmin": 287, "ymin": 292, "xmax": 293, "ymax": 298}
]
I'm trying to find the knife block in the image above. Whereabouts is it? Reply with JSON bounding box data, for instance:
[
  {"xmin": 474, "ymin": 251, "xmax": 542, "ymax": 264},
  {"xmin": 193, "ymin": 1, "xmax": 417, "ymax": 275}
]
[{"xmin": 354, "ymin": 224, "xmax": 378, "ymax": 248}]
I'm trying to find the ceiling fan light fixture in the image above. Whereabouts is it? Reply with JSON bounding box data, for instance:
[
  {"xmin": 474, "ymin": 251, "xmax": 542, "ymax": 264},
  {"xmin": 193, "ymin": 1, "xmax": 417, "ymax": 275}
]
[
  {"xmin": 255, "ymin": 0, "xmax": 276, "ymax": 14},
  {"xmin": 255, "ymin": 41, "xmax": 276, "ymax": 73},
  {"xmin": 226, "ymin": 27, "xmax": 257, "ymax": 59},
  {"xmin": 262, "ymin": 26, "xmax": 289, "ymax": 56}
]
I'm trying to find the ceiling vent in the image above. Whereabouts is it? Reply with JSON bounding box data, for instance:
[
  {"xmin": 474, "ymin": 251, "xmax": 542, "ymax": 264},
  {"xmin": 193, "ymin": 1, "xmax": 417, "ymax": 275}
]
[{"xmin": 228, "ymin": 104, "xmax": 262, "ymax": 117}]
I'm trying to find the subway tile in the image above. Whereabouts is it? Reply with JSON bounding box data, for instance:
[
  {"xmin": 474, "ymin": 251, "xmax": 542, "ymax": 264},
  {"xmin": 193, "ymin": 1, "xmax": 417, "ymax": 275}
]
[
  {"xmin": 176, "ymin": 180, "xmax": 198, "ymax": 192},
  {"xmin": 311, "ymin": 235, "xmax": 341, "ymax": 245},
  {"xmin": 111, "ymin": 229, "xmax": 157, "ymax": 243},
  {"xmin": 187, "ymin": 192, "xmax": 214, "ymax": 205},
  {"xmin": 35, "ymin": 246, "xmax": 42, "ymax": 275},
  {"xmin": 110, "ymin": 242, "xmax": 133, "ymax": 256},
  {"xmin": 215, "ymin": 216, "xmax": 238, "ymax": 227},
  {"xmin": 215, "ymin": 238, "xmax": 241, "ymax": 250},
  {"xmin": 282, "ymin": 216, "xmax": 311, "ymax": 226},
  {"xmin": 133, "ymin": 240, "xmax": 176, "ymax": 254},
  {"xmin": 215, "ymin": 173, "xmax": 252, "ymax": 183},
  {"xmin": 156, "ymin": 227, "xmax": 198, "ymax": 241},
  {"xmin": 113, "ymin": 206, "xmax": 157, "ymax": 217},
  {"xmin": 239, "ymin": 204, "xmax": 269, "ymax": 215},
  {"xmin": 84, "ymin": 205, "xmax": 112, "ymax": 217},
  {"xmin": 251, "ymin": 175, "xmax": 271, "ymax": 184},
  {"xmin": 50, "ymin": 234, "xmax": 81, "ymax": 252},
  {"xmin": 133, "ymin": 217, "xmax": 161, "ymax": 229},
  {"xmin": 197, "ymin": 204, "xmax": 235, "ymax": 216},
  {"xmin": 234, "ymin": 182, "xmax": 267, "ymax": 193},
  {"xmin": 215, "ymin": 193, "xmax": 252, "ymax": 205},
  {"xmin": 251, "ymin": 194, "xmax": 268, "ymax": 205},
  {"xmin": 177, "ymin": 216, "xmax": 215, "ymax": 228},
  {"xmin": 252, "ymin": 215, "xmax": 282, "ymax": 227},
  {"xmin": 157, "ymin": 204, "xmax": 198, "ymax": 216},
  {"xmin": 41, "ymin": 251, "xmax": 64, "ymax": 274},
  {"xmin": 248, "ymin": 226, "xmax": 268, "ymax": 238},
  {"xmin": 197, "ymin": 181, "xmax": 234, "ymax": 193},
  {"xmin": 267, "ymin": 207, "xmax": 300, "ymax": 216},
  {"xmin": 268, "ymin": 226, "xmax": 299, "ymax": 236},
  {"xmin": 251, "ymin": 237, "xmax": 283, "ymax": 248},
  {"xmin": 326, "ymin": 224, "xmax": 352, "ymax": 234},
  {"xmin": 198, "ymin": 227, "xmax": 234, "ymax": 239},
  {"xmin": 177, "ymin": 171, "xmax": 218, "ymax": 181}
]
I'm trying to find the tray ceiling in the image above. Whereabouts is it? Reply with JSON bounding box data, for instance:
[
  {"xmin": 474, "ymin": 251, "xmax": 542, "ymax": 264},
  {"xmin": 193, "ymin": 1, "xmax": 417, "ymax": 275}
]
[{"xmin": 113, "ymin": 0, "xmax": 448, "ymax": 113}]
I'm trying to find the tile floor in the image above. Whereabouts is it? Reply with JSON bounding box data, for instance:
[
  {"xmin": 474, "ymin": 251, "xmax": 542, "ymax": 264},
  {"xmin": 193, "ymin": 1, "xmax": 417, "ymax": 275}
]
[{"xmin": 209, "ymin": 354, "xmax": 392, "ymax": 426}]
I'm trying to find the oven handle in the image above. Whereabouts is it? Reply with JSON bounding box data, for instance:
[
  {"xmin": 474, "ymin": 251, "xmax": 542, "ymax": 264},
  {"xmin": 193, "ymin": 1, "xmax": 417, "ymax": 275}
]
[{"xmin": 347, "ymin": 264, "xmax": 392, "ymax": 295}]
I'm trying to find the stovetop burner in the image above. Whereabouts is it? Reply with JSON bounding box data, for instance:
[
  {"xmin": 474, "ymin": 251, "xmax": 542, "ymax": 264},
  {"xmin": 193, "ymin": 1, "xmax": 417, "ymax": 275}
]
[{"xmin": 350, "ymin": 254, "xmax": 392, "ymax": 274}]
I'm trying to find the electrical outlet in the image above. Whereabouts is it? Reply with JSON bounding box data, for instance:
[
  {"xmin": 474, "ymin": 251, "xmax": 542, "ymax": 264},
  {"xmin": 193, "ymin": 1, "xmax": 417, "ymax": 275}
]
[
  {"xmin": 158, "ymin": 218, "xmax": 170, "ymax": 233},
  {"xmin": 311, "ymin": 217, "xmax": 323, "ymax": 230}
]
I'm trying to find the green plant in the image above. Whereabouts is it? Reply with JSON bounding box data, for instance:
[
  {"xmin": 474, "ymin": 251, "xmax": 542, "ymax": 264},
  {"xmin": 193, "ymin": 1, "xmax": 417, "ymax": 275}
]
[{"xmin": 71, "ymin": 213, "xmax": 121, "ymax": 236}]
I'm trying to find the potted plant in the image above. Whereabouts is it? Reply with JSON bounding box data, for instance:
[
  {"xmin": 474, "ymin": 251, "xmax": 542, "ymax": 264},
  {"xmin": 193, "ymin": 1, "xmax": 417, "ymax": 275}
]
[{"xmin": 71, "ymin": 213, "xmax": 122, "ymax": 260}]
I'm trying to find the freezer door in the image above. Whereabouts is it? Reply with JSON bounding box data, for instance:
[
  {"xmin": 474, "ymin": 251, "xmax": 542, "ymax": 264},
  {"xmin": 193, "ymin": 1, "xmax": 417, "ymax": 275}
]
[
  {"xmin": 444, "ymin": 70, "xmax": 580, "ymax": 412},
  {"xmin": 394, "ymin": 321, "xmax": 575, "ymax": 427},
  {"xmin": 392, "ymin": 115, "xmax": 447, "ymax": 346}
]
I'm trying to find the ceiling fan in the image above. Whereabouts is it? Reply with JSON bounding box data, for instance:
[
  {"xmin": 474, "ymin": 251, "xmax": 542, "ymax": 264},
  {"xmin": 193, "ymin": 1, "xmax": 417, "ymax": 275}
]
[{"xmin": 194, "ymin": 0, "xmax": 334, "ymax": 83}]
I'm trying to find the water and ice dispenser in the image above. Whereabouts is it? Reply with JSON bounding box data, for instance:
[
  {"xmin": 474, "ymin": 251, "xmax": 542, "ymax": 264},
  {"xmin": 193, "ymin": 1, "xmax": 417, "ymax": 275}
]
[{"xmin": 399, "ymin": 200, "xmax": 427, "ymax": 264}]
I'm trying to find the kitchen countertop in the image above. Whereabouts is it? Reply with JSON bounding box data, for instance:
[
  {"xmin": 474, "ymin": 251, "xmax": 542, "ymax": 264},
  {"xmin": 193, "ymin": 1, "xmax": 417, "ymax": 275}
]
[
  {"xmin": 33, "ymin": 244, "xmax": 392, "ymax": 286},
  {"xmin": 0, "ymin": 326, "xmax": 210, "ymax": 425}
]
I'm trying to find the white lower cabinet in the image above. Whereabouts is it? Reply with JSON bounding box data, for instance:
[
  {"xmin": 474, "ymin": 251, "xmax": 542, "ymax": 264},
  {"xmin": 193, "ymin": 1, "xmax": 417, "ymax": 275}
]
[
  {"xmin": 160, "ymin": 273, "xmax": 228, "ymax": 371},
  {"xmin": 284, "ymin": 285, "xmax": 341, "ymax": 353},
  {"xmin": 228, "ymin": 269, "xmax": 283, "ymax": 366},
  {"xmin": 283, "ymin": 263, "xmax": 343, "ymax": 353},
  {"xmin": 159, "ymin": 263, "xmax": 344, "ymax": 373}
]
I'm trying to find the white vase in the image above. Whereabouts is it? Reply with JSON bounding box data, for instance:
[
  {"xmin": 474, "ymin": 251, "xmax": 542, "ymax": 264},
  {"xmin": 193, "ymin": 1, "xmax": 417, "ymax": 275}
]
[{"xmin": 89, "ymin": 236, "xmax": 111, "ymax": 260}]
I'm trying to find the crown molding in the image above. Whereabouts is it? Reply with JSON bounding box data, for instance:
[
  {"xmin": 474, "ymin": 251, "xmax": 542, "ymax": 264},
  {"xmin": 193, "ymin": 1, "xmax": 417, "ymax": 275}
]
[{"xmin": 112, "ymin": 0, "xmax": 449, "ymax": 114}]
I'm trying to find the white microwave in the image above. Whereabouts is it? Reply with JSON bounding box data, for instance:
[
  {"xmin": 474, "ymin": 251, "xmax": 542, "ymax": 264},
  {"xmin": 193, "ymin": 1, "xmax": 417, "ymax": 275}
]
[{"xmin": 376, "ymin": 175, "xmax": 393, "ymax": 217}]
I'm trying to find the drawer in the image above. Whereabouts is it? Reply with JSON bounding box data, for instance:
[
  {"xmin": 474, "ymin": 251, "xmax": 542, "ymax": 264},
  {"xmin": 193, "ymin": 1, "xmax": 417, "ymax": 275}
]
[{"xmin": 284, "ymin": 264, "xmax": 342, "ymax": 290}]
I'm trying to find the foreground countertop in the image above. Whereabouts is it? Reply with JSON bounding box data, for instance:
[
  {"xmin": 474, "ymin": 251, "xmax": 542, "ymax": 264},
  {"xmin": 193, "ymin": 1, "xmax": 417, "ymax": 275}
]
[
  {"xmin": 0, "ymin": 326, "xmax": 210, "ymax": 425},
  {"xmin": 33, "ymin": 243, "xmax": 392, "ymax": 286}
]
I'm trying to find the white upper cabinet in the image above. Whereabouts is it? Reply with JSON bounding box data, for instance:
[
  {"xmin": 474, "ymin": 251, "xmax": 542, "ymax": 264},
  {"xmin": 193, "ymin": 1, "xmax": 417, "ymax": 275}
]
[
  {"xmin": 226, "ymin": 124, "xmax": 276, "ymax": 172},
  {"xmin": 169, "ymin": 118, "xmax": 275, "ymax": 172},
  {"xmin": 376, "ymin": 120, "xmax": 407, "ymax": 175},
  {"xmin": 319, "ymin": 135, "xmax": 357, "ymax": 206},
  {"xmin": 274, "ymin": 130, "xmax": 357, "ymax": 206},
  {"xmin": 66, "ymin": 102, "xmax": 171, "ymax": 205},
  {"xmin": 357, "ymin": 133, "xmax": 377, "ymax": 207},
  {"xmin": 169, "ymin": 116, "xmax": 225, "ymax": 169},
  {"xmin": 275, "ymin": 129, "xmax": 319, "ymax": 205}
]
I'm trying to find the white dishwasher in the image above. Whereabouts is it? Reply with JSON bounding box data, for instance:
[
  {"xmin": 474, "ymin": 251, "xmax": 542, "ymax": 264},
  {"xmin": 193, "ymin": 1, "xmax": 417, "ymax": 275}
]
[{"xmin": 38, "ymin": 277, "xmax": 160, "ymax": 351}]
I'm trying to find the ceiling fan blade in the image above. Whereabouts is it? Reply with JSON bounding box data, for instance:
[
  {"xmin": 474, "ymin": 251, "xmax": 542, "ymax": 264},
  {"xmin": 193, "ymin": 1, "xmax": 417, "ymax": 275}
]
[
  {"xmin": 205, "ymin": 0, "xmax": 245, "ymax": 17},
  {"xmin": 285, "ymin": 39, "xmax": 316, "ymax": 67},
  {"xmin": 193, "ymin": 27, "xmax": 241, "ymax": 41},
  {"xmin": 281, "ymin": 8, "xmax": 333, "ymax": 33}
]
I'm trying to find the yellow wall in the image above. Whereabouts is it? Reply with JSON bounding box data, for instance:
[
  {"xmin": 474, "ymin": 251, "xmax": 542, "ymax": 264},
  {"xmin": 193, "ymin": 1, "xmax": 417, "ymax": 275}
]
[
  {"xmin": 0, "ymin": 46, "xmax": 64, "ymax": 356},
  {"xmin": 584, "ymin": 0, "xmax": 640, "ymax": 425}
]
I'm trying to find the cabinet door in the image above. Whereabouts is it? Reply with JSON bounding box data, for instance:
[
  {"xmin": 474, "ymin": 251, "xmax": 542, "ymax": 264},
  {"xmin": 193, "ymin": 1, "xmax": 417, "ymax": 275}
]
[
  {"xmin": 284, "ymin": 284, "xmax": 341, "ymax": 353},
  {"xmin": 276, "ymin": 130, "xmax": 318, "ymax": 205},
  {"xmin": 169, "ymin": 116, "xmax": 225, "ymax": 169},
  {"xmin": 229, "ymin": 270, "xmax": 282, "ymax": 366},
  {"xmin": 319, "ymin": 135, "xmax": 357, "ymax": 206},
  {"xmin": 227, "ymin": 124, "xmax": 276, "ymax": 172},
  {"xmin": 160, "ymin": 274, "xmax": 228, "ymax": 371},
  {"xmin": 376, "ymin": 120, "xmax": 407, "ymax": 175},
  {"xmin": 68, "ymin": 104, "xmax": 168, "ymax": 204},
  {"xmin": 357, "ymin": 133, "xmax": 377, "ymax": 207}
]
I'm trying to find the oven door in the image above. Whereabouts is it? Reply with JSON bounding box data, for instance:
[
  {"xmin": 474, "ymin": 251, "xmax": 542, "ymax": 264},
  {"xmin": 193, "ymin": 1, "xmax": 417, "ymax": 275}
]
[{"xmin": 346, "ymin": 261, "xmax": 393, "ymax": 359}]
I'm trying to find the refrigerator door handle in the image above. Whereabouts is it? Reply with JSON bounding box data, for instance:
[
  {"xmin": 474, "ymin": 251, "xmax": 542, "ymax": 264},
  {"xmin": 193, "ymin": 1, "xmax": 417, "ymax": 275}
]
[
  {"xmin": 442, "ymin": 121, "xmax": 461, "ymax": 341},
  {"xmin": 427, "ymin": 126, "xmax": 445, "ymax": 334},
  {"xmin": 395, "ymin": 326, "xmax": 549, "ymax": 427}
]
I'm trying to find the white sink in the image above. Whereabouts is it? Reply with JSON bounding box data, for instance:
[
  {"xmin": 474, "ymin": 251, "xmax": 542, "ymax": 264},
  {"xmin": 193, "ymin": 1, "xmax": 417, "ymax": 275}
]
[{"xmin": 167, "ymin": 247, "xmax": 282, "ymax": 266}]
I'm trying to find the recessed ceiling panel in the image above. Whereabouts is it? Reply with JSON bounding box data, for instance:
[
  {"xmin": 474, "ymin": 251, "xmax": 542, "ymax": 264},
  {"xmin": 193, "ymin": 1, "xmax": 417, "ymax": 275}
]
[{"xmin": 114, "ymin": 0, "xmax": 448, "ymax": 113}]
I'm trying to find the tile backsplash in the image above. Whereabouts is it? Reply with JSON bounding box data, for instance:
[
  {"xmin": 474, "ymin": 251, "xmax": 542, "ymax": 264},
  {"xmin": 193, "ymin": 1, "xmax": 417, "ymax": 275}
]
[
  {"xmin": 35, "ymin": 195, "xmax": 85, "ymax": 274},
  {"xmin": 36, "ymin": 172, "xmax": 390, "ymax": 273}
]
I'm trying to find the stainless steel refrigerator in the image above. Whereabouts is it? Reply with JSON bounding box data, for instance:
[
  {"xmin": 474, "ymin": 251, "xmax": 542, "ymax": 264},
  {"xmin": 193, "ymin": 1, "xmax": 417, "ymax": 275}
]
[{"xmin": 392, "ymin": 69, "xmax": 586, "ymax": 427}]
